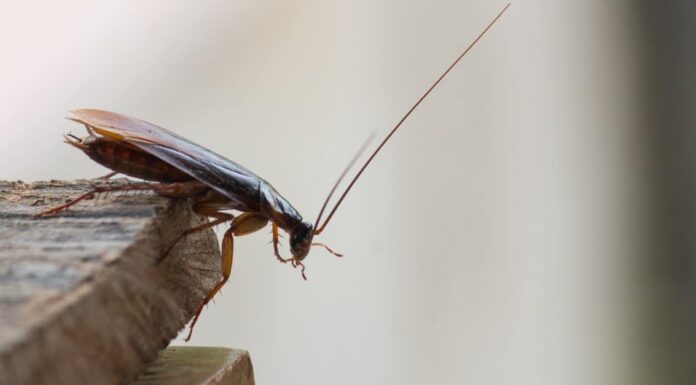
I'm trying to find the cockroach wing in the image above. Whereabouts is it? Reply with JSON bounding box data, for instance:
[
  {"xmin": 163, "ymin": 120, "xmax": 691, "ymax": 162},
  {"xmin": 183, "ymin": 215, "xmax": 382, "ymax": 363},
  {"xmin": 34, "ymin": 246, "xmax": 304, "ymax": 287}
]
[{"xmin": 70, "ymin": 109, "xmax": 265, "ymax": 208}]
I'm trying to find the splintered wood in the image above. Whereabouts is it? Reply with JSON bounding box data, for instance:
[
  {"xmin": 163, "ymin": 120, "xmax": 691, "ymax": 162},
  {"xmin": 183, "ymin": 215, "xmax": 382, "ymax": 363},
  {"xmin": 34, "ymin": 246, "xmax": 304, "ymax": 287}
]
[{"xmin": 0, "ymin": 179, "xmax": 221, "ymax": 385}]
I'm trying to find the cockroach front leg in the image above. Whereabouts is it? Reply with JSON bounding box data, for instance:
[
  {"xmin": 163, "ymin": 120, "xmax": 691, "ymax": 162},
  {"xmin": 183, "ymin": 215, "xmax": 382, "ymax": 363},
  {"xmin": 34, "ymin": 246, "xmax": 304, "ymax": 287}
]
[
  {"xmin": 271, "ymin": 222, "xmax": 310, "ymax": 280},
  {"xmin": 272, "ymin": 223, "xmax": 292, "ymax": 264},
  {"xmin": 186, "ymin": 212, "xmax": 268, "ymax": 341}
]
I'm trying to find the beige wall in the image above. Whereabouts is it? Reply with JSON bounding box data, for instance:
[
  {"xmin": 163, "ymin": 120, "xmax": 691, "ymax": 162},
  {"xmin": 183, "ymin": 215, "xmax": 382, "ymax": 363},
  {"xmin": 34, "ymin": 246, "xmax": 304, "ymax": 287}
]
[{"xmin": 0, "ymin": 1, "xmax": 648, "ymax": 384}]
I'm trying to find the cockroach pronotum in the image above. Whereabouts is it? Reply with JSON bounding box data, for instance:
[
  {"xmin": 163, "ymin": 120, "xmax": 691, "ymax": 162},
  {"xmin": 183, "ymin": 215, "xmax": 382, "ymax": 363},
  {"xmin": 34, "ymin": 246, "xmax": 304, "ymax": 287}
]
[{"xmin": 34, "ymin": 4, "xmax": 510, "ymax": 340}]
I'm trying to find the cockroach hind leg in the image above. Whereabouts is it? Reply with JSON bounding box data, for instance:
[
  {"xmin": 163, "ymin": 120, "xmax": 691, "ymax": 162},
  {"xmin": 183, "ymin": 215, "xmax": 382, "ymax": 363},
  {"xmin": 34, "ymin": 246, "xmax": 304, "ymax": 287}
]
[
  {"xmin": 95, "ymin": 171, "xmax": 118, "ymax": 180},
  {"xmin": 32, "ymin": 182, "xmax": 158, "ymax": 219},
  {"xmin": 32, "ymin": 188, "xmax": 99, "ymax": 218}
]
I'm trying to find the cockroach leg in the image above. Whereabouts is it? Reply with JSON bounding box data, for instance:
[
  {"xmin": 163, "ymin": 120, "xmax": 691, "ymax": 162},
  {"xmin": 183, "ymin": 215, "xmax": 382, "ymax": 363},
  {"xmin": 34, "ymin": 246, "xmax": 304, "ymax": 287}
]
[
  {"xmin": 186, "ymin": 226, "xmax": 234, "ymax": 341},
  {"xmin": 185, "ymin": 212, "xmax": 268, "ymax": 341},
  {"xmin": 32, "ymin": 182, "xmax": 159, "ymax": 218},
  {"xmin": 95, "ymin": 171, "xmax": 118, "ymax": 180},
  {"xmin": 158, "ymin": 212, "xmax": 235, "ymax": 264},
  {"xmin": 292, "ymin": 259, "xmax": 307, "ymax": 280},
  {"xmin": 272, "ymin": 223, "xmax": 309, "ymax": 279},
  {"xmin": 272, "ymin": 223, "xmax": 292, "ymax": 264},
  {"xmin": 312, "ymin": 242, "xmax": 343, "ymax": 257}
]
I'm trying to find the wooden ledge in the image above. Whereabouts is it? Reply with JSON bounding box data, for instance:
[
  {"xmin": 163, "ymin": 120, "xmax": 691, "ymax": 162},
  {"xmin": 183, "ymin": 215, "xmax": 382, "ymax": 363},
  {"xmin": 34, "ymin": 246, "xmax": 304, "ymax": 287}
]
[
  {"xmin": 134, "ymin": 347, "xmax": 254, "ymax": 385},
  {"xmin": 0, "ymin": 179, "xmax": 222, "ymax": 385}
]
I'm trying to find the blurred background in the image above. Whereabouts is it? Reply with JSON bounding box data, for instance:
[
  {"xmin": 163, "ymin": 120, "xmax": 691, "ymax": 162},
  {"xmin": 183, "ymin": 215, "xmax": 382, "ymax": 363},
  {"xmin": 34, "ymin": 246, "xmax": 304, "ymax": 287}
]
[{"xmin": 1, "ymin": 1, "xmax": 694, "ymax": 384}]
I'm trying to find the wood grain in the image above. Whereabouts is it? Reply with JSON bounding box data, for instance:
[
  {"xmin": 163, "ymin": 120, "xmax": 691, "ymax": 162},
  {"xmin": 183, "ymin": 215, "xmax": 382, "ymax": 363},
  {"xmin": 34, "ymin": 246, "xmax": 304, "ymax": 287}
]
[{"xmin": 0, "ymin": 179, "xmax": 221, "ymax": 385}]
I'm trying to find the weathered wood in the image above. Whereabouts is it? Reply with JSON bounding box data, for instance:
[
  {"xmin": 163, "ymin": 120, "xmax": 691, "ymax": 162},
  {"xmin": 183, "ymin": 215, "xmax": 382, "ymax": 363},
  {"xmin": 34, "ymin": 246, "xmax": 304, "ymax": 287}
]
[
  {"xmin": 0, "ymin": 179, "xmax": 222, "ymax": 385},
  {"xmin": 133, "ymin": 347, "xmax": 254, "ymax": 385}
]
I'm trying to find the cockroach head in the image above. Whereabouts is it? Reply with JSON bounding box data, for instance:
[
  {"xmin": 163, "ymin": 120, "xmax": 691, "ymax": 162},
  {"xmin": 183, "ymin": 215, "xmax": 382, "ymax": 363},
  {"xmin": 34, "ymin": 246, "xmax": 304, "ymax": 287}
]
[{"xmin": 290, "ymin": 221, "xmax": 314, "ymax": 260}]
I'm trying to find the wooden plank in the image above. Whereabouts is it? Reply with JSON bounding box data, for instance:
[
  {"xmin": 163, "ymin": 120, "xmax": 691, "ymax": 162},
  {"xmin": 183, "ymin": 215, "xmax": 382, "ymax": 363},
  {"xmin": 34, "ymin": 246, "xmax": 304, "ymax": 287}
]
[
  {"xmin": 134, "ymin": 347, "xmax": 254, "ymax": 385},
  {"xmin": 0, "ymin": 179, "xmax": 221, "ymax": 385}
]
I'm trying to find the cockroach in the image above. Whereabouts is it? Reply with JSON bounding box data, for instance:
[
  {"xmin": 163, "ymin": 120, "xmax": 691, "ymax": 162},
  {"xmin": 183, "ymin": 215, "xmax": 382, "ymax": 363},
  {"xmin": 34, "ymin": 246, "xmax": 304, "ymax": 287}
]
[{"xmin": 34, "ymin": 4, "xmax": 510, "ymax": 340}]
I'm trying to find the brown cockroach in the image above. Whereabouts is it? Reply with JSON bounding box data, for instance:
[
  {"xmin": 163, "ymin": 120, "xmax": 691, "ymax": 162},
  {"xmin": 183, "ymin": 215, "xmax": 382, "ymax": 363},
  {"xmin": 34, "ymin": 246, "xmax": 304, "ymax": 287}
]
[{"xmin": 34, "ymin": 4, "xmax": 510, "ymax": 340}]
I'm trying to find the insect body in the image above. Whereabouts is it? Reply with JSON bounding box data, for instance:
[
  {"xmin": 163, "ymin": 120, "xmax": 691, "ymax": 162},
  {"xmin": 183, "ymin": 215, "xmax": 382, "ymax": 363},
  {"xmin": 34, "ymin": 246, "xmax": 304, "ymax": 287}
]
[{"xmin": 35, "ymin": 4, "xmax": 510, "ymax": 340}]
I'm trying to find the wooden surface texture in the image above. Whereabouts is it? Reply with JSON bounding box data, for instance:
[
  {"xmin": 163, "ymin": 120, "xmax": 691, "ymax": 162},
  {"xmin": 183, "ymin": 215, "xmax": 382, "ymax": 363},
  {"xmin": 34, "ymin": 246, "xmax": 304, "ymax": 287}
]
[{"xmin": 0, "ymin": 179, "xmax": 221, "ymax": 385}]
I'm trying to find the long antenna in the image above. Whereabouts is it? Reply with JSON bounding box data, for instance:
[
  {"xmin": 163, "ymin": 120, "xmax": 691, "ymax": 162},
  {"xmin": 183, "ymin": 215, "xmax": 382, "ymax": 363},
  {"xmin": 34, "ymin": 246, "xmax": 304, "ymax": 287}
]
[
  {"xmin": 313, "ymin": 131, "xmax": 376, "ymax": 231},
  {"xmin": 314, "ymin": 3, "xmax": 511, "ymax": 235}
]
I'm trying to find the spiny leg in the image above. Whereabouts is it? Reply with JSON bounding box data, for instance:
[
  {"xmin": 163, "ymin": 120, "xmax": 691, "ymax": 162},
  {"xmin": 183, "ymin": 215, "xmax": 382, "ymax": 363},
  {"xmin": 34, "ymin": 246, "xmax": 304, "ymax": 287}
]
[
  {"xmin": 32, "ymin": 182, "xmax": 158, "ymax": 218},
  {"xmin": 96, "ymin": 171, "xmax": 118, "ymax": 180},
  {"xmin": 272, "ymin": 223, "xmax": 292, "ymax": 263},
  {"xmin": 34, "ymin": 180, "xmax": 209, "ymax": 219},
  {"xmin": 185, "ymin": 226, "xmax": 234, "ymax": 342},
  {"xmin": 185, "ymin": 212, "xmax": 269, "ymax": 341},
  {"xmin": 158, "ymin": 210, "xmax": 235, "ymax": 264}
]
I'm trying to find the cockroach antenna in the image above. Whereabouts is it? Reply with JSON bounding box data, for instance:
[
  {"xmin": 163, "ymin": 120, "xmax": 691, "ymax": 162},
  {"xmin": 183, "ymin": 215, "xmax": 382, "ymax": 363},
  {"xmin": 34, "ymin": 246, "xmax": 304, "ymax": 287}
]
[{"xmin": 313, "ymin": 3, "xmax": 511, "ymax": 235}]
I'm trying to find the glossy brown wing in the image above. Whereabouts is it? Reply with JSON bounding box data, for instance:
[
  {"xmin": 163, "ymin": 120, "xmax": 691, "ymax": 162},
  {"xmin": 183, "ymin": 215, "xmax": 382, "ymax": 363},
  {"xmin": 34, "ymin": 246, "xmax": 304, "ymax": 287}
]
[
  {"xmin": 70, "ymin": 109, "xmax": 258, "ymax": 175},
  {"xmin": 69, "ymin": 109, "xmax": 265, "ymax": 208}
]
